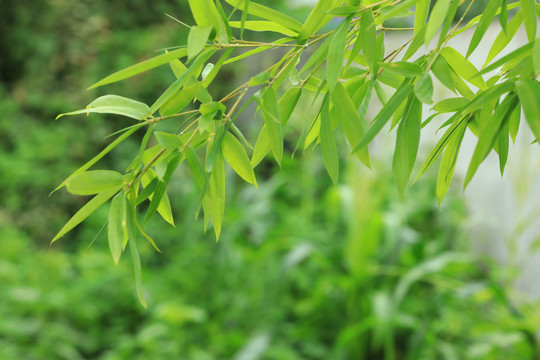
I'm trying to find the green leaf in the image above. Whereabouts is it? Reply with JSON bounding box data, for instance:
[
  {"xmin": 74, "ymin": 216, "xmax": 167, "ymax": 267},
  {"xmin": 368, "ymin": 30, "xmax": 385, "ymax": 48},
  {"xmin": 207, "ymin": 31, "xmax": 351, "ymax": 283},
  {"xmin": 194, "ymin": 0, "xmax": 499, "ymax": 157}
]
[
  {"xmin": 327, "ymin": 17, "xmax": 351, "ymax": 90},
  {"xmin": 413, "ymin": 73, "xmax": 433, "ymax": 104},
  {"xmin": 499, "ymin": 0, "xmax": 508, "ymax": 33},
  {"xmin": 393, "ymin": 97, "xmax": 421, "ymax": 196},
  {"xmin": 89, "ymin": 48, "xmax": 188, "ymax": 89},
  {"xmin": 108, "ymin": 193, "xmax": 126, "ymax": 265},
  {"xmin": 202, "ymin": 48, "xmax": 233, "ymax": 87},
  {"xmin": 52, "ymin": 187, "xmax": 120, "ymax": 243},
  {"xmin": 300, "ymin": 37, "xmax": 330, "ymax": 74},
  {"xmin": 144, "ymin": 152, "xmax": 182, "ymax": 224},
  {"xmin": 228, "ymin": 21, "xmax": 298, "ymax": 36},
  {"xmin": 467, "ymin": 0, "xmax": 501, "ymax": 58},
  {"xmin": 57, "ymin": 95, "xmax": 151, "ymax": 121},
  {"xmin": 223, "ymin": 0, "xmax": 303, "ymax": 32},
  {"xmin": 240, "ymin": 0, "xmax": 250, "ymax": 38},
  {"xmin": 520, "ymin": 0, "xmax": 537, "ymax": 42},
  {"xmin": 222, "ymin": 132, "xmax": 257, "ymax": 186},
  {"xmin": 150, "ymin": 49, "xmax": 216, "ymax": 114},
  {"xmin": 534, "ymin": 37, "xmax": 540, "ymax": 76},
  {"xmin": 440, "ymin": 47, "xmax": 487, "ymax": 89},
  {"xmin": 297, "ymin": 0, "xmax": 341, "ymax": 44},
  {"xmin": 414, "ymin": 0, "xmax": 430, "ymax": 35},
  {"xmin": 484, "ymin": 11, "xmax": 523, "ymax": 66},
  {"xmin": 353, "ymin": 83, "xmax": 413, "ymax": 152},
  {"xmin": 508, "ymin": 105, "xmax": 520, "ymax": 143},
  {"xmin": 249, "ymin": 71, "xmax": 271, "ymax": 86},
  {"xmin": 432, "ymin": 97, "xmax": 469, "ymax": 113},
  {"xmin": 516, "ymin": 79, "xmax": 540, "ymax": 143},
  {"xmin": 403, "ymin": 25, "xmax": 426, "ymax": 61},
  {"xmin": 480, "ymin": 42, "xmax": 534, "ymax": 75},
  {"xmin": 436, "ymin": 120, "xmax": 466, "ymax": 203},
  {"xmin": 160, "ymin": 82, "xmax": 201, "ymax": 116},
  {"xmin": 465, "ymin": 95, "xmax": 517, "ymax": 187},
  {"xmin": 66, "ymin": 170, "xmax": 124, "ymax": 195},
  {"xmin": 126, "ymin": 211, "xmax": 147, "ymax": 308},
  {"xmin": 450, "ymin": 1, "xmax": 521, "ymax": 38},
  {"xmin": 425, "ymin": 0, "xmax": 451, "ymax": 45},
  {"xmin": 376, "ymin": 0, "xmax": 419, "ymax": 24},
  {"xmin": 188, "ymin": 26, "xmax": 213, "ymax": 60},
  {"xmin": 320, "ymin": 94, "xmax": 339, "ymax": 184},
  {"xmin": 136, "ymin": 177, "xmax": 158, "ymax": 205},
  {"xmin": 208, "ymin": 153, "xmax": 225, "ymax": 241},
  {"xmin": 52, "ymin": 125, "xmax": 143, "ymax": 195},
  {"xmin": 380, "ymin": 62, "xmax": 422, "ymax": 78},
  {"xmin": 188, "ymin": 0, "xmax": 222, "ymax": 36},
  {"xmin": 498, "ymin": 120, "xmax": 509, "ymax": 175},
  {"xmin": 154, "ymin": 131, "xmax": 183, "ymax": 150},
  {"xmin": 254, "ymin": 88, "xmax": 283, "ymax": 165},
  {"xmin": 330, "ymin": 82, "xmax": 370, "ymax": 166},
  {"xmin": 327, "ymin": 5, "xmax": 360, "ymax": 16},
  {"xmin": 206, "ymin": 122, "xmax": 229, "ymax": 172}
]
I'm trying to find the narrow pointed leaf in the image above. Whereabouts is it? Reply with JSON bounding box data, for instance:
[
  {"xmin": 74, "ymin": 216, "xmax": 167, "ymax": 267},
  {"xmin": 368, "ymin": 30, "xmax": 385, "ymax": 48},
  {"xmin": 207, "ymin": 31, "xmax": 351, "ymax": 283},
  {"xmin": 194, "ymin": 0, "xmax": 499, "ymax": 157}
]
[
  {"xmin": 516, "ymin": 79, "xmax": 540, "ymax": 143},
  {"xmin": 126, "ymin": 215, "xmax": 147, "ymax": 308},
  {"xmin": 188, "ymin": 26, "xmax": 213, "ymax": 60},
  {"xmin": 533, "ymin": 37, "xmax": 540, "ymax": 76},
  {"xmin": 499, "ymin": 0, "xmax": 508, "ymax": 33},
  {"xmin": 327, "ymin": 17, "xmax": 351, "ymax": 90},
  {"xmin": 66, "ymin": 170, "xmax": 124, "ymax": 195},
  {"xmin": 393, "ymin": 97, "xmax": 421, "ymax": 196},
  {"xmin": 208, "ymin": 153, "xmax": 225, "ymax": 241},
  {"xmin": 520, "ymin": 0, "xmax": 537, "ymax": 42},
  {"xmin": 380, "ymin": 62, "xmax": 422, "ymax": 78},
  {"xmin": 425, "ymin": 0, "xmax": 451, "ymax": 45},
  {"xmin": 254, "ymin": 88, "xmax": 283, "ymax": 165},
  {"xmin": 57, "ymin": 95, "xmax": 150, "ymax": 121},
  {"xmin": 108, "ymin": 193, "xmax": 126, "ymax": 265},
  {"xmin": 436, "ymin": 120, "xmax": 467, "ymax": 203},
  {"xmin": 320, "ymin": 94, "xmax": 339, "ymax": 184},
  {"xmin": 188, "ymin": 0, "xmax": 222, "ymax": 36},
  {"xmin": 89, "ymin": 48, "xmax": 188, "ymax": 89},
  {"xmin": 331, "ymin": 82, "xmax": 370, "ymax": 166},
  {"xmin": 479, "ymin": 42, "xmax": 534, "ymax": 75},
  {"xmin": 222, "ymin": 132, "xmax": 257, "ymax": 186},
  {"xmin": 353, "ymin": 83, "xmax": 413, "ymax": 152},
  {"xmin": 297, "ymin": 0, "xmax": 340, "ymax": 44},
  {"xmin": 160, "ymin": 81, "xmax": 201, "ymax": 116},
  {"xmin": 223, "ymin": 0, "xmax": 302, "ymax": 32},
  {"xmin": 484, "ymin": 11, "xmax": 522, "ymax": 66},
  {"xmin": 441, "ymin": 47, "xmax": 487, "ymax": 89},
  {"xmin": 414, "ymin": 73, "xmax": 433, "ymax": 104},
  {"xmin": 432, "ymin": 97, "xmax": 469, "ymax": 113},
  {"xmin": 154, "ymin": 131, "xmax": 183, "ymax": 150},
  {"xmin": 52, "ymin": 187, "xmax": 120, "ymax": 243},
  {"xmin": 466, "ymin": 0, "xmax": 501, "ymax": 58},
  {"xmin": 228, "ymin": 21, "xmax": 298, "ymax": 36},
  {"xmin": 414, "ymin": 0, "xmax": 430, "ymax": 35}
]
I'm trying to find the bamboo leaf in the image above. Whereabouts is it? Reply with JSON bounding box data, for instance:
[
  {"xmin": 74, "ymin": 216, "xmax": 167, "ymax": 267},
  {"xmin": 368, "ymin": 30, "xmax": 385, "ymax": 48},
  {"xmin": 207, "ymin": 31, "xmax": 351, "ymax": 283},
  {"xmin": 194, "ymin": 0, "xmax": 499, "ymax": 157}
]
[
  {"xmin": 240, "ymin": 0, "xmax": 250, "ymax": 38},
  {"xmin": 520, "ymin": 0, "xmax": 537, "ymax": 42},
  {"xmin": 206, "ymin": 122, "xmax": 229, "ymax": 172},
  {"xmin": 467, "ymin": 0, "xmax": 501, "ymax": 58},
  {"xmin": 480, "ymin": 42, "xmax": 534, "ymax": 75},
  {"xmin": 160, "ymin": 81, "xmax": 201, "ymax": 116},
  {"xmin": 413, "ymin": 73, "xmax": 433, "ymax": 104},
  {"xmin": 154, "ymin": 131, "xmax": 183, "ymax": 150},
  {"xmin": 51, "ymin": 125, "xmax": 143, "ymax": 195},
  {"xmin": 223, "ymin": 0, "xmax": 303, "ymax": 32},
  {"xmin": 380, "ymin": 62, "xmax": 422, "ymax": 78},
  {"xmin": 353, "ymin": 82, "xmax": 413, "ymax": 152},
  {"xmin": 508, "ymin": 105, "xmax": 520, "ymax": 143},
  {"xmin": 66, "ymin": 170, "xmax": 124, "ymax": 195},
  {"xmin": 516, "ymin": 79, "xmax": 540, "ymax": 143},
  {"xmin": 126, "ymin": 211, "xmax": 147, "ymax": 308},
  {"xmin": 465, "ymin": 95, "xmax": 517, "ymax": 187},
  {"xmin": 499, "ymin": 0, "xmax": 508, "ymax": 33},
  {"xmin": 52, "ymin": 187, "xmax": 120, "ymax": 243},
  {"xmin": 414, "ymin": 0, "xmax": 430, "ymax": 35},
  {"xmin": 432, "ymin": 97, "xmax": 469, "ymax": 113},
  {"xmin": 534, "ymin": 37, "xmax": 540, "ymax": 76},
  {"xmin": 498, "ymin": 120, "xmax": 509, "ymax": 175},
  {"xmin": 330, "ymin": 82, "xmax": 370, "ymax": 166},
  {"xmin": 188, "ymin": 26, "xmax": 213, "ymax": 60},
  {"xmin": 208, "ymin": 153, "xmax": 225, "ymax": 241},
  {"xmin": 327, "ymin": 17, "xmax": 351, "ymax": 90},
  {"xmin": 57, "ymin": 95, "xmax": 151, "ymax": 121},
  {"xmin": 144, "ymin": 152, "xmax": 182, "ymax": 224},
  {"xmin": 320, "ymin": 94, "xmax": 339, "ymax": 184},
  {"xmin": 393, "ymin": 97, "xmax": 421, "ymax": 196},
  {"xmin": 484, "ymin": 11, "xmax": 522, "ymax": 67},
  {"xmin": 425, "ymin": 0, "xmax": 451, "ymax": 45},
  {"xmin": 222, "ymin": 132, "xmax": 257, "ymax": 186},
  {"xmin": 228, "ymin": 21, "xmax": 298, "ymax": 36},
  {"xmin": 297, "ymin": 0, "xmax": 340, "ymax": 44},
  {"xmin": 440, "ymin": 47, "xmax": 487, "ymax": 89},
  {"xmin": 188, "ymin": 0, "xmax": 222, "ymax": 36},
  {"xmin": 108, "ymin": 193, "xmax": 126, "ymax": 265},
  {"xmin": 436, "ymin": 120, "xmax": 466, "ymax": 203},
  {"xmin": 254, "ymin": 88, "xmax": 283, "ymax": 165},
  {"xmin": 89, "ymin": 48, "xmax": 188, "ymax": 89}
]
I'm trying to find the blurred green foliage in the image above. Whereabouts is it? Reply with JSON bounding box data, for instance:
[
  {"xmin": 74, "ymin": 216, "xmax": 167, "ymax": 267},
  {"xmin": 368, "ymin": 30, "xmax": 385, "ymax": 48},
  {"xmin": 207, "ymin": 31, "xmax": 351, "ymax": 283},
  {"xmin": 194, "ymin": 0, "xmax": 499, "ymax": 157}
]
[{"xmin": 0, "ymin": 0, "xmax": 538, "ymax": 359}]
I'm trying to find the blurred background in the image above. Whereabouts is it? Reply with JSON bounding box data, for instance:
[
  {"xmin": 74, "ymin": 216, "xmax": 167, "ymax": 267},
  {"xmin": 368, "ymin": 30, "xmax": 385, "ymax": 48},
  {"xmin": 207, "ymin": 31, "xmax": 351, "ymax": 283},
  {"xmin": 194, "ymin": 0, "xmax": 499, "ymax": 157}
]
[{"xmin": 1, "ymin": 0, "xmax": 540, "ymax": 359}]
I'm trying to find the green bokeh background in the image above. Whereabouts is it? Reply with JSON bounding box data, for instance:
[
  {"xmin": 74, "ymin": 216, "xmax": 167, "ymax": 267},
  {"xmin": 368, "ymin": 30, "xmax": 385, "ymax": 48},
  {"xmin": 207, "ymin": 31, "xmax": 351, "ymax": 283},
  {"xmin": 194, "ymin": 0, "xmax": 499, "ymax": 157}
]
[{"xmin": 0, "ymin": 1, "xmax": 538, "ymax": 359}]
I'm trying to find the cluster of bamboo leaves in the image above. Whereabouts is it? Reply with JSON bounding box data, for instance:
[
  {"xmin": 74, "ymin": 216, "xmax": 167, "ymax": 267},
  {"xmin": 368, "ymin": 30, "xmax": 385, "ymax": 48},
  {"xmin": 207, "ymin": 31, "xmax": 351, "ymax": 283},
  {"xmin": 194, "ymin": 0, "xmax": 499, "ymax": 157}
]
[{"xmin": 52, "ymin": 0, "xmax": 539, "ymax": 305}]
